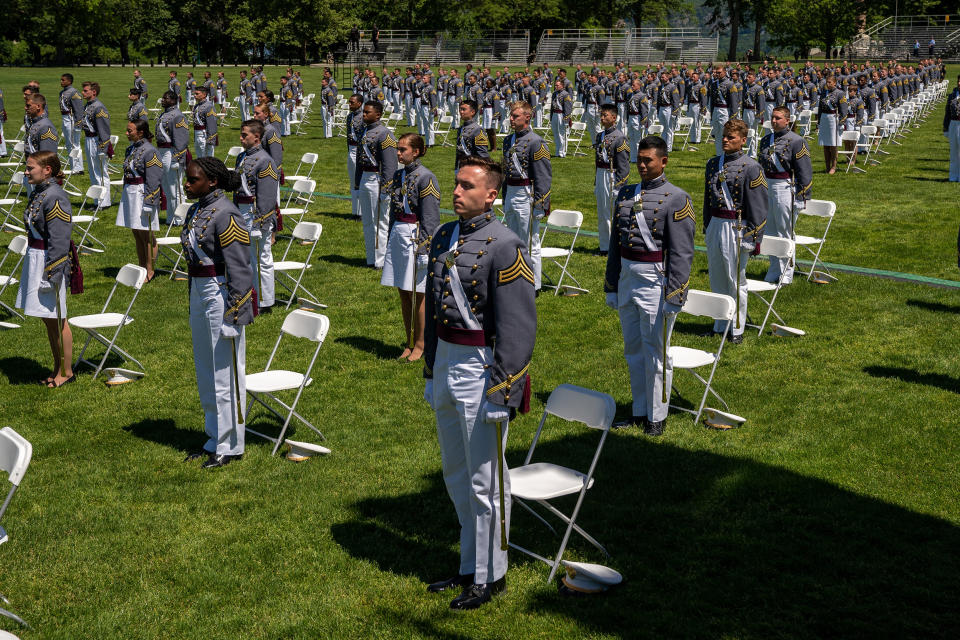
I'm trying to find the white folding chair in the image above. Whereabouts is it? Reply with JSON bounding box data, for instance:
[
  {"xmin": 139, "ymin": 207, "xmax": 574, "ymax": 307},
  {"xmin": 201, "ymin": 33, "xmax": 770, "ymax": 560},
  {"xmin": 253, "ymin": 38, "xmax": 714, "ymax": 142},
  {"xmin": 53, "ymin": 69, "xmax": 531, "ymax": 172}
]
[
  {"xmin": 856, "ymin": 125, "xmax": 877, "ymax": 168},
  {"xmin": 70, "ymin": 264, "xmax": 148, "ymax": 380},
  {"xmin": 155, "ymin": 202, "xmax": 191, "ymax": 280},
  {"xmin": 568, "ymin": 122, "xmax": 588, "ymax": 156},
  {"xmin": 432, "ymin": 114, "xmax": 453, "ymax": 145},
  {"xmin": 225, "ymin": 146, "xmax": 243, "ymax": 162},
  {"xmin": 539, "ymin": 209, "xmax": 587, "ymax": 295},
  {"xmin": 676, "ymin": 116, "xmax": 694, "ymax": 149},
  {"xmin": 668, "ymin": 289, "xmax": 736, "ymax": 424},
  {"xmin": 279, "ymin": 179, "xmax": 316, "ymax": 230},
  {"xmin": 795, "ymin": 109, "xmax": 813, "ymax": 138},
  {"xmin": 61, "ymin": 148, "xmax": 87, "ymax": 197},
  {"xmin": 745, "ymin": 237, "xmax": 794, "ymax": 336},
  {"xmin": 508, "ymin": 384, "xmax": 616, "ymax": 583},
  {"xmin": 0, "ymin": 172, "xmax": 27, "ymax": 233},
  {"xmin": 0, "ymin": 426, "xmax": 32, "ymax": 629},
  {"xmin": 868, "ymin": 120, "xmax": 888, "ymax": 160},
  {"xmin": 0, "ymin": 236, "xmax": 28, "ymax": 321},
  {"xmin": 73, "ymin": 185, "xmax": 110, "ymax": 255},
  {"xmin": 385, "ymin": 113, "xmax": 402, "ymax": 132},
  {"xmin": 647, "ymin": 122, "xmax": 664, "ymax": 136},
  {"xmin": 245, "ymin": 310, "xmax": 330, "ymax": 455},
  {"xmin": 837, "ymin": 130, "xmax": 865, "ymax": 173},
  {"xmin": 285, "ymin": 152, "xmax": 319, "ymax": 183},
  {"xmin": 0, "ymin": 142, "xmax": 25, "ymax": 177},
  {"xmin": 793, "ymin": 199, "xmax": 836, "ymax": 283},
  {"xmin": 274, "ymin": 222, "xmax": 325, "ymax": 310},
  {"xmin": 699, "ymin": 111, "xmax": 712, "ymax": 141}
]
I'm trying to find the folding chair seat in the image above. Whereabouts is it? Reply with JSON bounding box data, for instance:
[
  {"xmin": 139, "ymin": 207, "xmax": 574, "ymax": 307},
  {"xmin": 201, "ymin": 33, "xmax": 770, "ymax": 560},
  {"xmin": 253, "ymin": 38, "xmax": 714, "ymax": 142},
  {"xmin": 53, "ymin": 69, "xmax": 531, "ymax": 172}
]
[
  {"xmin": 285, "ymin": 153, "xmax": 319, "ymax": 183},
  {"xmin": 745, "ymin": 237, "xmax": 794, "ymax": 336},
  {"xmin": 647, "ymin": 123, "xmax": 664, "ymax": 137},
  {"xmin": 0, "ymin": 172, "xmax": 27, "ymax": 233},
  {"xmin": 70, "ymin": 263, "xmax": 148, "ymax": 380},
  {"xmin": 279, "ymin": 179, "xmax": 316, "ymax": 229},
  {"xmin": 668, "ymin": 289, "xmax": 736, "ymax": 423},
  {"xmin": 73, "ymin": 185, "xmax": 110, "ymax": 255},
  {"xmin": 0, "ymin": 426, "xmax": 32, "ymax": 629},
  {"xmin": 676, "ymin": 116, "xmax": 694, "ymax": 149},
  {"xmin": 274, "ymin": 221, "xmax": 325, "ymax": 310},
  {"xmin": 570, "ymin": 107, "xmax": 584, "ymax": 122},
  {"xmin": 508, "ymin": 384, "xmax": 616, "ymax": 582},
  {"xmin": 0, "ymin": 142, "xmax": 25, "ymax": 176},
  {"xmin": 568, "ymin": 122, "xmax": 588, "ymax": 156},
  {"xmin": 0, "ymin": 235, "xmax": 28, "ymax": 322},
  {"xmin": 432, "ymin": 114, "xmax": 453, "ymax": 144},
  {"xmin": 837, "ymin": 130, "xmax": 864, "ymax": 173},
  {"xmin": 61, "ymin": 148, "xmax": 87, "ymax": 197},
  {"xmin": 155, "ymin": 202, "xmax": 191, "ymax": 280},
  {"xmin": 793, "ymin": 199, "xmax": 836, "ymax": 283},
  {"xmin": 540, "ymin": 209, "xmax": 587, "ymax": 295},
  {"xmin": 245, "ymin": 310, "xmax": 330, "ymax": 455},
  {"xmin": 225, "ymin": 146, "xmax": 244, "ymax": 163}
]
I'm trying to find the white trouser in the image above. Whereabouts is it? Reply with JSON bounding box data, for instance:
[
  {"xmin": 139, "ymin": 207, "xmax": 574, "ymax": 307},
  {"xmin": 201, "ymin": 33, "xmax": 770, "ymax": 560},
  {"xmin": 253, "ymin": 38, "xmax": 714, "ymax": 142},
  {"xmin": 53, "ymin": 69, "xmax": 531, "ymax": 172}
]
[
  {"xmin": 277, "ymin": 102, "xmax": 289, "ymax": 135},
  {"xmin": 61, "ymin": 115, "xmax": 82, "ymax": 171},
  {"xmin": 617, "ymin": 103, "xmax": 627, "ymax": 134},
  {"xmin": 764, "ymin": 103, "xmax": 774, "ymax": 123},
  {"xmin": 0, "ymin": 121, "xmax": 5, "ymax": 155},
  {"xmin": 482, "ymin": 107, "xmax": 494, "ymax": 130},
  {"xmin": 431, "ymin": 339, "xmax": 510, "ymax": 584},
  {"xmin": 83, "ymin": 136, "xmax": 111, "ymax": 206},
  {"xmin": 585, "ymin": 104, "xmax": 600, "ymax": 134},
  {"xmin": 347, "ymin": 145, "xmax": 360, "ymax": 217},
  {"xmin": 417, "ymin": 102, "xmax": 428, "ymax": 136},
  {"xmin": 787, "ymin": 102, "xmax": 797, "ymax": 118},
  {"xmin": 743, "ymin": 109, "xmax": 758, "ymax": 156},
  {"xmin": 764, "ymin": 178, "xmax": 796, "ymax": 284},
  {"xmin": 423, "ymin": 106, "xmax": 435, "ymax": 146},
  {"xmin": 159, "ymin": 148, "xmax": 183, "ymax": 218},
  {"xmin": 405, "ymin": 95, "xmax": 415, "ymax": 126},
  {"xmin": 687, "ymin": 104, "xmax": 701, "ymax": 143},
  {"xmin": 194, "ymin": 130, "xmax": 212, "ymax": 158},
  {"xmin": 251, "ymin": 220, "xmax": 275, "ymax": 307},
  {"xmin": 499, "ymin": 104, "xmax": 510, "ymax": 134},
  {"xmin": 706, "ymin": 218, "xmax": 749, "ymax": 336},
  {"xmin": 658, "ymin": 106, "xmax": 674, "ymax": 151},
  {"xmin": 394, "ymin": 92, "xmax": 403, "ymax": 114},
  {"xmin": 358, "ymin": 171, "xmax": 389, "ymax": 267},
  {"xmin": 448, "ymin": 97, "xmax": 460, "ymax": 127},
  {"xmin": 712, "ymin": 107, "xmax": 729, "ymax": 155},
  {"xmin": 551, "ymin": 112, "xmax": 567, "ymax": 157},
  {"xmin": 190, "ymin": 275, "xmax": 246, "ymax": 457},
  {"xmin": 594, "ymin": 168, "xmax": 617, "ymax": 251},
  {"xmin": 322, "ymin": 109, "xmax": 333, "ymax": 138},
  {"xmin": 949, "ymin": 120, "xmax": 960, "ymax": 182},
  {"xmin": 616, "ymin": 260, "xmax": 677, "ymax": 422},
  {"xmin": 627, "ymin": 114, "xmax": 642, "ymax": 162},
  {"xmin": 239, "ymin": 97, "xmax": 249, "ymax": 121},
  {"xmin": 503, "ymin": 185, "xmax": 541, "ymax": 289}
]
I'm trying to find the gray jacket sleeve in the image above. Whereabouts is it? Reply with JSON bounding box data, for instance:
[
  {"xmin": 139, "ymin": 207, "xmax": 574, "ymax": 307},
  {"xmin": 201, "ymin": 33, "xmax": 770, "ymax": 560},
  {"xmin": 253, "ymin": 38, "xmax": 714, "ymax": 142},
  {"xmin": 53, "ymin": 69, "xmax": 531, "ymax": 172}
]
[
  {"xmin": 613, "ymin": 132, "xmax": 630, "ymax": 188},
  {"xmin": 791, "ymin": 136, "xmax": 813, "ymax": 201},
  {"xmin": 38, "ymin": 121, "xmax": 59, "ymax": 154},
  {"xmin": 95, "ymin": 105, "xmax": 111, "ymax": 147},
  {"xmin": 204, "ymin": 105, "xmax": 218, "ymax": 144},
  {"xmin": 143, "ymin": 147, "xmax": 164, "ymax": 207},
  {"xmin": 379, "ymin": 130, "xmax": 398, "ymax": 191},
  {"xmin": 742, "ymin": 162, "xmax": 768, "ymax": 245},
  {"xmin": 70, "ymin": 91, "xmax": 84, "ymax": 120},
  {"xmin": 664, "ymin": 192, "xmax": 696, "ymax": 306},
  {"xmin": 529, "ymin": 138, "xmax": 552, "ymax": 213},
  {"xmin": 172, "ymin": 113, "xmax": 190, "ymax": 155},
  {"xmin": 255, "ymin": 156, "xmax": 280, "ymax": 218},
  {"xmin": 42, "ymin": 188, "xmax": 73, "ymax": 286},
  {"xmin": 217, "ymin": 206, "xmax": 256, "ymax": 326},
  {"xmin": 417, "ymin": 171, "xmax": 441, "ymax": 251}
]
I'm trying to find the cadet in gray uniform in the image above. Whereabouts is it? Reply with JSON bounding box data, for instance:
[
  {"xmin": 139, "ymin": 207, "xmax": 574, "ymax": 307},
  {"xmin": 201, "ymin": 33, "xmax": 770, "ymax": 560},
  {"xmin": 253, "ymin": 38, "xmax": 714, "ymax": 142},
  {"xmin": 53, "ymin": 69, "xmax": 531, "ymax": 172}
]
[
  {"xmin": 185, "ymin": 73, "xmax": 197, "ymax": 107},
  {"xmin": 156, "ymin": 90, "xmax": 190, "ymax": 219},
  {"xmin": 817, "ymin": 76, "xmax": 847, "ymax": 174},
  {"xmin": 355, "ymin": 100, "xmax": 398, "ymax": 268},
  {"xmin": 80, "ymin": 81, "xmax": 112, "ymax": 207},
  {"xmin": 133, "ymin": 70, "xmax": 147, "ymax": 101},
  {"xmin": 168, "ymin": 71, "xmax": 182, "ymax": 104},
  {"xmin": 181, "ymin": 157, "xmax": 255, "ymax": 469},
  {"xmin": 320, "ymin": 78, "xmax": 336, "ymax": 138},
  {"xmin": 239, "ymin": 70, "xmax": 252, "ymax": 120},
  {"xmin": 423, "ymin": 156, "xmax": 536, "ymax": 610},
  {"xmin": 24, "ymin": 94, "xmax": 59, "ymax": 158},
  {"xmin": 346, "ymin": 94, "xmax": 364, "ymax": 219},
  {"xmin": 655, "ymin": 72, "xmax": 680, "ymax": 152},
  {"xmin": 758, "ymin": 105, "xmax": 812, "ymax": 284},
  {"xmin": 604, "ymin": 135, "xmax": 695, "ymax": 435},
  {"xmin": 380, "ymin": 133, "xmax": 441, "ymax": 362},
  {"xmin": 455, "ymin": 99, "xmax": 490, "ymax": 173},
  {"xmin": 944, "ymin": 76, "xmax": 960, "ymax": 182},
  {"xmin": 550, "ymin": 80, "xmax": 573, "ymax": 158},
  {"xmin": 233, "ymin": 119, "xmax": 279, "ymax": 311},
  {"xmin": 686, "ymin": 72, "xmax": 707, "ymax": 146},
  {"xmin": 502, "ymin": 101, "xmax": 551, "ymax": 290},
  {"xmin": 741, "ymin": 72, "xmax": 766, "ymax": 155},
  {"xmin": 192, "ymin": 86, "xmax": 218, "ymax": 158},
  {"xmin": 709, "ymin": 67, "xmax": 734, "ymax": 156},
  {"xmin": 253, "ymin": 104, "xmax": 284, "ymax": 182},
  {"xmin": 703, "ymin": 119, "xmax": 767, "ymax": 342},
  {"xmin": 127, "ymin": 88, "xmax": 148, "ymax": 124},
  {"xmin": 18, "ymin": 151, "xmax": 75, "ymax": 388},
  {"xmin": 626, "ymin": 78, "xmax": 650, "ymax": 161},
  {"xmin": 594, "ymin": 104, "xmax": 630, "ymax": 255},
  {"xmin": 115, "ymin": 119, "xmax": 163, "ymax": 280},
  {"xmin": 59, "ymin": 74, "xmax": 84, "ymax": 173}
]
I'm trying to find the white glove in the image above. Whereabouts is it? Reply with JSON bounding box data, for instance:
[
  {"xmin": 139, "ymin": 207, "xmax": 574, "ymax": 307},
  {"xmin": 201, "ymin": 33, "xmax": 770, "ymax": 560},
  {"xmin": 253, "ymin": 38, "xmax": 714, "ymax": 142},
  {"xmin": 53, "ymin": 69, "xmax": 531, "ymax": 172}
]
[
  {"xmin": 605, "ymin": 292, "xmax": 618, "ymax": 310},
  {"xmin": 533, "ymin": 206, "xmax": 546, "ymax": 220},
  {"xmin": 38, "ymin": 278, "xmax": 53, "ymax": 292},
  {"xmin": 663, "ymin": 302, "xmax": 683, "ymax": 317},
  {"xmin": 481, "ymin": 399, "xmax": 510, "ymax": 424},
  {"xmin": 220, "ymin": 322, "xmax": 240, "ymax": 338},
  {"xmin": 423, "ymin": 379, "xmax": 433, "ymax": 405}
]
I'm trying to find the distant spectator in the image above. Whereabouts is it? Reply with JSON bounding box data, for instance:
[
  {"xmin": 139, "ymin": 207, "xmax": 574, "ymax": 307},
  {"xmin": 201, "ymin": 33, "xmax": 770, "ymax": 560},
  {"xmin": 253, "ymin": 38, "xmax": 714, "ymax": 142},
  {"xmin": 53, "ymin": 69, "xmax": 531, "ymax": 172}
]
[
  {"xmin": 914, "ymin": 40, "xmax": 921, "ymax": 57},
  {"xmin": 349, "ymin": 25, "xmax": 360, "ymax": 52},
  {"xmin": 929, "ymin": 38, "xmax": 935, "ymax": 56},
  {"xmin": 372, "ymin": 24, "xmax": 380, "ymax": 52}
]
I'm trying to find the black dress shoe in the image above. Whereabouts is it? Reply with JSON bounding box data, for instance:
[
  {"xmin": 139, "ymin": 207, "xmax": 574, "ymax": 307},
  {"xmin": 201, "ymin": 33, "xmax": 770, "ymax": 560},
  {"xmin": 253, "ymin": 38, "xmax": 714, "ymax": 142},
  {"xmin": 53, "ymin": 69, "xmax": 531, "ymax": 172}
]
[
  {"xmin": 644, "ymin": 419, "xmax": 666, "ymax": 436},
  {"xmin": 612, "ymin": 416, "xmax": 646, "ymax": 430},
  {"xmin": 259, "ymin": 305, "xmax": 273, "ymax": 314},
  {"xmin": 427, "ymin": 573, "xmax": 474, "ymax": 593},
  {"xmin": 699, "ymin": 329, "xmax": 722, "ymax": 338},
  {"xmin": 202, "ymin": 453, "xmax": 243, "ymax": 469},
  {"xmin": 184, "ymin": 450, "xmax": 209, "ymax": 462},
  {"xmin": 727, "ymin": 333, "xmax": 744, "ymax": 345},
  {"xmin": 450, "ymin": 577, "xmax": 506, "ymax": 610}
]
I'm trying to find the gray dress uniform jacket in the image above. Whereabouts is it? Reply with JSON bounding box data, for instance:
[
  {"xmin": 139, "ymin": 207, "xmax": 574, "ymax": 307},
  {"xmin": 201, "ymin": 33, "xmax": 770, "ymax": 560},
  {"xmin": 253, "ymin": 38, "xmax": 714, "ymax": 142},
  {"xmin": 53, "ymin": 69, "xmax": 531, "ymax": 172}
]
[
  {"xmin": 168, "ymin": 76, "xmax": 182, "ymax": 101},
  {"xmin": 552, "ymin": 89, "xmax": 573, "ymax": 118},
  {"xmin": 128, "ymin": 99, "xmax": 148, "ymax": 124},
  {"xmin": 758, "ymin": 129, "xmax": 813, "ymax": 201},
  {"xmin": 354, "ymin": 120, "xmax": 397, "ymax": 192},
  {"xmin": 703, "ymin": 150, "xmax": 768, "ymax": 246},
  {"xmin": 261, "ymin": 122, "xmax": 284, "ymax": 172},
  {"xmin": 455, "ymin": 117, "xmax": 490, "ymax": 170},
  {"xmin": 24, "ymin": 179, "xmax": 72, "ymax": 287},
  {"xmin": 388, "ymin": 159, "xmax": 441, "ymax": 249},
  {"xmin": 135, "ymin": 76, "xmax": 148, "ymax": 100},
  {"xmin": 424, "ymin": 213, "xmax": 537, "ymax": 410},
  {"xmin": 156, "ymin": 105, "xmax": 190, "ymax": 163},
  {"xmin": 708, "ymin": 78, "xmax": 733, "ymax": 111},
  {"xmin": 743, "ymin": 82, "xmax": 766, "ymax": 114},
  {"xmin": 59, "ymin": 85, "xmax": 83, "ymax": 120},
  {"xmin": 180, "ymin": 189, "xmax": 256, "ymax": 326},
  {"xmin": 193, "ymin": 99, "xmax": 218, "ymax": 145},
  {"xmin": 26, "ymin": 116, "xmax": 58, "ymax": 156},
  {"xmin": 594, "ymin": 125, "xmax": 630, "ymax": 188},
  {"xmin": 502, "ymin": 127, "xmax": 552, "ymax": 213},
  {"xmin": 233, "ymin": 144, "xmax": 279, "ymax": 230},
  {"xmin": 123, "ymin": 138, "xmax": 164, "ymax": 207},
  {"xmin": 83, "ymin": 98, "xmax": 112, "ymax": 155},
  {"xmin": 604, "ymin": 174, "xmax": 696, "ymax": 306}
]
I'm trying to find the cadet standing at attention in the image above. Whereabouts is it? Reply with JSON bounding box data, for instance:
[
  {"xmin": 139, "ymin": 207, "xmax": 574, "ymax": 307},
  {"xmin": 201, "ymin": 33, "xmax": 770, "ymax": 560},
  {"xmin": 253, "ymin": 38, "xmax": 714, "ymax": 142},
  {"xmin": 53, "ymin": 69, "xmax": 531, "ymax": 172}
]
[
  {"xmin": 594, "ymin": 104, "xmax": 630, "ymax": 256},
  {"xmin": 455, "ymin": 99, "xmax": 490, "ymax": 173},
  {"xmin": 133, "ymin": 69, "xmax": 147, "ymax": 102},
  {"xmin": 502, "ymin": 100, "xmax": 551, "ymax": 291},
  {"xmin": 115, "ymin": 119, "xmax": 163, "ymax": 281},
  {"xmin": 181, "ymin": 157, "xmax": 255, "ymax": 470},
  {"xmin": 58, "ymin": 74, "xmax": 84, "ymax": 174},
  {"xmin": 192, "ymin": 86, "xmax": 218, "ymax": 158},
  {"xmin": 346, "ymin": 94, "xmax": 365, "ymax": 219},
  {"xmin": 80, "ymin": 81, "xmax": 112, "ymax": 208},
  {"xmin": 380, "ymin": 133, "xmax": 441, "ymax": 362},
  {"xmin": 423, "ymin": 156, "xmax": 536, "ymax": 610},
  {"xmin": 703, "ymin": 119, "xmax": 767, "ymax": 343},
  {"xmin": 24, "ymin": 94, "xmax": 59, "ymax": 160},
  {"xmin": 604, "ymin": 135, "xmax": 695, "ymax": 436},
  {"xmin": 127, "ymin": 88, "xmax": 148, "ymax": 124},
  {"xmin": 550, "ymin": 79, "xmax": 573, "ymax": 158},
  {"xmin": 944, "ymin": 75, "xmax": 960, "ymax": 182},
  {"xmin": 168, "ymin": 70, "xmax": 182, "ymax": 104},
  {"xmin": 355, "ymin": 100, "xmax": 398, "ymax": 268},
  {"xmin": 817, "ymin": 75, "xmax": 847, "ymax": 174},
  {"xmin": 155, "ymin": 90, "xmax": 190, "ymax": 219}
]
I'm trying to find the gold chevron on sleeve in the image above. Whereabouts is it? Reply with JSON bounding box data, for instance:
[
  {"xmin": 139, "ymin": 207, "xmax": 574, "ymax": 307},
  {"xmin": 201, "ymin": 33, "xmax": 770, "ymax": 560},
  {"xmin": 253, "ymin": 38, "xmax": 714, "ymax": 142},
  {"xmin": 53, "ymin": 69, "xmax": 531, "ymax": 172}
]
[
  {"xmin": 419, "ymin": 181, "xmax": 441, "ymax": 201},
  {"xmin": 475, "ymin": 131, "xmax": 489, "ymax": 145},
  {"xmin": 381, "ymin": 136, "xmax": 397, "ymax": 149},
  {"xmin": 45, "ymin": 200, "xmax": 71, "ymax": 223},
  {"xmin": 795, "ymin": 145, "xmax": 810, "ymax": 159},
  {"xmin": 175, "ymin": 120, "xmax": 188, "ymax": 129},
  {"xmin": 258, "ymin": 163, "xmax": 279, "ymax": 180},
  {"xmin": 145, "ymin": 154, "xmax": 162, "ymax": 168},
  {"xmin": 219, "ymin": 216, "xmax": 249, "ymax": 247},
  {"xmin": 749, "ymin": 174, "xmax": 767, "ymax": 189},
  {"xmin": 96, "ymin": 109, "xmax": 108, "ymax": 118},
  {"xmin": 674, "ymin": 199, "xmax": 695, "ymax": 221},
  {"xmin": 616, "ymin": 139, "xmax": 629, "ymax": 153},
  {"xmin": 497, "ymin": 248, "xmax": 535, "ymax": 285},
  {"xmin": 533, "ymin": 143, "xmax": 550, "ymax": 161},
  {"xmin": 40, "ymin": 129, "xmax": 58, "ymax": 141}
]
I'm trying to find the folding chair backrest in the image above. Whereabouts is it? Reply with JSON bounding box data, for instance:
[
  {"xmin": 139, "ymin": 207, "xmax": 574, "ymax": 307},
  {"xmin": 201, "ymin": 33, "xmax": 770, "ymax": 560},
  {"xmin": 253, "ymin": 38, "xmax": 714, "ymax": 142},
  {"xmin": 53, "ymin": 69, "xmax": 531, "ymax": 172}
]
[
  {"xmin": 293, "ymin": 179, "xmax": 315, "ymax": 199},
  {"xmin": 860, "ymin": 125, "xmax": 876, "ymax": 138},
  {"xmin": 226, "ymin": 146, "xmax": 243, "ymax": 160},
  {"xmin": 439, "ymin": 115, "xmax": 452, "ymax": 125},
  {"xmin": 546, "ymin": 209, "xmax": 582, "ymax": 230},
  {"xmin": 677, "ymin": 116, "xmax": 693, "ymax": 127},
  {"xmin": 544, "ymin": 384, "xmax": 616, "ymax": 430},
  {"xmin": 6, "ymin": 235, "xmax": 28, "ymax": 258},
  {"xmin": 0, "ymin": 427, "xmax": 31, "ymax": 489},
  {"xmin": 301, "ymin": 152, "xmax": 319, "ymax": 166},
  {"xmin": 571, "ymin": 122, "xmax": 586, "ymax": 133},
  {"xmin": 85, "ymin": 185, "xmax": 108, "ymax": 204},
  {"xmin": 648, "ymin": 123, "xmax": 663, "ymax": 135},
  {"xmin": 759, "ymin": 236, "xmax": 794, "ymax": 260},
  {"xmin": 291, "ymin": 221, "xmax": 322, "ymax": 243},
  {"xmin": 282, "ymin": 309, "xmax": 330, "ymax": 342},
  {"xmin": 840, "ymin": 131, "xmax": 859, "ymax": 143},
  {"xmin": 682, "ymin": 289, "xmax": 735, "ymax": 322},
  {"xmin": 117, "ymin": 263, "xmax": 148, "ymax": 289},
  {"xmin": 803, "ymin": 199, "xmax": 836, "ymax": 218},
  {"xmin": 173, "ymin": 202, "xmax": 192, "ymax": 224}
]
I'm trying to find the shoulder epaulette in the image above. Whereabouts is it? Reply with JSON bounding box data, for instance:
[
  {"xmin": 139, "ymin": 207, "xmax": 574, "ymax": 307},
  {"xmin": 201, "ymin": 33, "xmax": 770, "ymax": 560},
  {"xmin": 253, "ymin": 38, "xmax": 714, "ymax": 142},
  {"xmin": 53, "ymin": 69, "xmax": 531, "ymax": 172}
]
[
  {"xmin": 219, "ymin": 216, "xmax": 249, "ymax": 247},
  {"xmin": 45, "ymin": 200, "xmax": 71, "ymax": 223},
  {"xmin": 258, "ymin": 163, "xmax": 279, "ymax": 180}
]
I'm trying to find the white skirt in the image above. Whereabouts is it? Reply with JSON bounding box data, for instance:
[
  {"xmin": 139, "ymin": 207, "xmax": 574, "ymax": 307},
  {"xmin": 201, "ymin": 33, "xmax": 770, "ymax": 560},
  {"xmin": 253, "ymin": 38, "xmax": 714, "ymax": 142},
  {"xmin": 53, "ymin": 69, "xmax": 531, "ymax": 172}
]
[
  {"xmin": 818, "ymin": 113, "xmax": 839, "ymax": 147},
  {"xmin": 380, "ymin": 221, "xmax": 427, "ymax": 292},
  {"xmin": 116, "ymin": 183, "xmax": 159, "ymax": 230},
  {"xmin": 16, "ymin": 247, "xmax": 67, "ymax": 319}
]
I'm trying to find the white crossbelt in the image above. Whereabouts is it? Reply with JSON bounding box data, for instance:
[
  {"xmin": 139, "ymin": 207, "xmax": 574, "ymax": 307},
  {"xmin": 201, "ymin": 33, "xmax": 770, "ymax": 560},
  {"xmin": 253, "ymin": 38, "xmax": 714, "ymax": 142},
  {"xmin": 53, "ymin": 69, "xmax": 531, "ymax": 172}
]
[
  {"xmin": 630, "ymin": 192, "xmax": 658, "ymax": 252},
  {"xmin": 717, "ymin": 154, "xmax": 736, "ymax": 211},
  {"xmin": 766, "ymin": 133, "xmax": 787, "ymax": 173},
  {"xmin": 438, "ymin": 224, "xmax": 481, "ymax": 331}
]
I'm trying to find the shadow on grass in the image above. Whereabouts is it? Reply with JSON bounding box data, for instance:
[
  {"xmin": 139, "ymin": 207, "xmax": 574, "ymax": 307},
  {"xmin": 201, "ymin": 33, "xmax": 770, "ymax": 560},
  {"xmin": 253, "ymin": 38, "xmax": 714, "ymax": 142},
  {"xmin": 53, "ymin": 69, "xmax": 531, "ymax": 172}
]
[
  {"xmin": 122, "ymin": 417, "xmax": 207, "ymax": 453},
  {"xmin": 863, "ymin": 365, "xmax": 960, "ymax": 393},
  {"xmin": 318, "ymin": 254, "xmax": 369, "ymax": 269},
  {"xmin": 0, "ymin": 356, "xmax": 48, "ymax": 384},
  {"xmin": 906, "ymin": 176, "xmax": 951, "ymax": 182},
  {"xmin": 319, "ymin": 211, "xmax": 360, "ymax": 221},
  {"xmin": 906, "ymin": 298, "xmax": 960, "ymax": 314},
  {"xmin": 335, "ymin": 335, "xmax": 404, "ymax": 359},
  {"xmin": 99, "ymin": 266, "xmax": 121, "ymax": 279},
  {"xmin": 335, "ymin": 433, "xmax": 960, "ymax": 637}
]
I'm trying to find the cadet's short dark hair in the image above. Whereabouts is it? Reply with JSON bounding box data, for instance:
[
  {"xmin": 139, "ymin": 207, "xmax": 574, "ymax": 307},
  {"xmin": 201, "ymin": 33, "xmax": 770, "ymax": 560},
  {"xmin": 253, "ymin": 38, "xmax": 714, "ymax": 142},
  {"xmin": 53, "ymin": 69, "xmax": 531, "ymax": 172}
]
[
  {"xmin": 772, "ymin": 105, "xmax": 790, "ymax": 118},
  {"xmin": 61, "ymin": 73, "xmax": 73, "ymax": 83},
  {"xmin": 398, "ymin": 133, "xmax": 426, "ymax": 158},
  {"xmin": 129, "ymin": 88, "xmax": 142, "ymax": 96},
  {"xmin": 458, "ymin": 156, "xmax": 503, "ymax": 190},
  {"xmin": 600, "ymin": 103, "xmax": 617, "ymax": 117},
  {"xmin": 349, "ymin": 93, "xmax": 363, "ymax": 103},
  {"xmin": 363, "ymin": 100, "xmax": 384, "ymax": 116},
  {"xmin": 195, "ymin": 85, "xmax": 208, "ymax": 95},
  {"xmin": 636, "ymin": 135, "xmax": 668, "ymax": 158},
  {"xmin": 163, "ymin": 90, "xmax": 177, "ymax": 102},
  {"xmin": 241, "ymin": 119, "xmax": 265, "ymax": 139},
  {"xmin": 262, "ymin": 89, "xmax": 274, "ymax": 103},
  {"xmin": 82, "ymin": 82, "xmax": 100, "ymax": 95},
  {"xmin": 27, "ymin": 93, "xmax": 46, "ymax": 108},
  {"xmin": 460, "ymin": 99, "xmax": 478, "ymax": 114},
  {"xmin": 723, "ymin": 118, "xmax": 748, "ymax": 138}
]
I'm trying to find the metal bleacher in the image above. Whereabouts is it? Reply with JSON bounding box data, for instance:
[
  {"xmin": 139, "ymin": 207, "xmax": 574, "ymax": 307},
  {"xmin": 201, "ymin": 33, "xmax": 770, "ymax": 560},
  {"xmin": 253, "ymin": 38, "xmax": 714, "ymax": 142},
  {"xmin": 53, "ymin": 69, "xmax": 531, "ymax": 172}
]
[
  {"xmin": 535, "ymin": 28, "xmax": 718, "ymax": 64},
  {"xmin": 344, "ymin": 30, "xmax": 530, "ymax": 65},
  {"xmin": 848, "ymin": 15, "xmax": 960, "ymax": 60}
]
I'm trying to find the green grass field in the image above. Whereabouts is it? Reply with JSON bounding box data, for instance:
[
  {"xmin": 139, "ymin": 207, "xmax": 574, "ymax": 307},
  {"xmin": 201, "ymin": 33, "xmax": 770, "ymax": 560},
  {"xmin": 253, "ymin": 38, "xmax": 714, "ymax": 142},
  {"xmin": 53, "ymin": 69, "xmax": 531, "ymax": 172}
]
[{"xmin": 1, "ymin": 66, "xmax": 959, "ymax": 639}]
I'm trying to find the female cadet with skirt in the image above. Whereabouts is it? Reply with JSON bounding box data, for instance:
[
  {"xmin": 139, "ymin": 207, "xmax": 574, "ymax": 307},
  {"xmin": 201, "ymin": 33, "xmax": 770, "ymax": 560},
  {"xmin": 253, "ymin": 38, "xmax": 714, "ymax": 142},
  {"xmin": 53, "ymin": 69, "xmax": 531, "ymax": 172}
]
[
  {"xmin": 116, "ymin": 118, "xmax": 164, "ymax": 281},
  {"xmin": 380, "ymin": 133, "xmax": 440, "ymax": 362}
]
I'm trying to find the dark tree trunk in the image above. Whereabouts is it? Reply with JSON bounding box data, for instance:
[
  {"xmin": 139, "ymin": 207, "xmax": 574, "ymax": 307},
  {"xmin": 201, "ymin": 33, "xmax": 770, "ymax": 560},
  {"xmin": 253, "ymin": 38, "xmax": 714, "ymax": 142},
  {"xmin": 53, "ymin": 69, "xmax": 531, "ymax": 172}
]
[
  {"xmin": 727, "ymin": 10, "xmax": 740, "ymax": 61},
  {"xmin": 753, "ymin": 17, "xmax": 762, "ymax": 57},
  {"xmin": 119, "ymin": 38, "xmax": 130, "ymax": 65}
]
